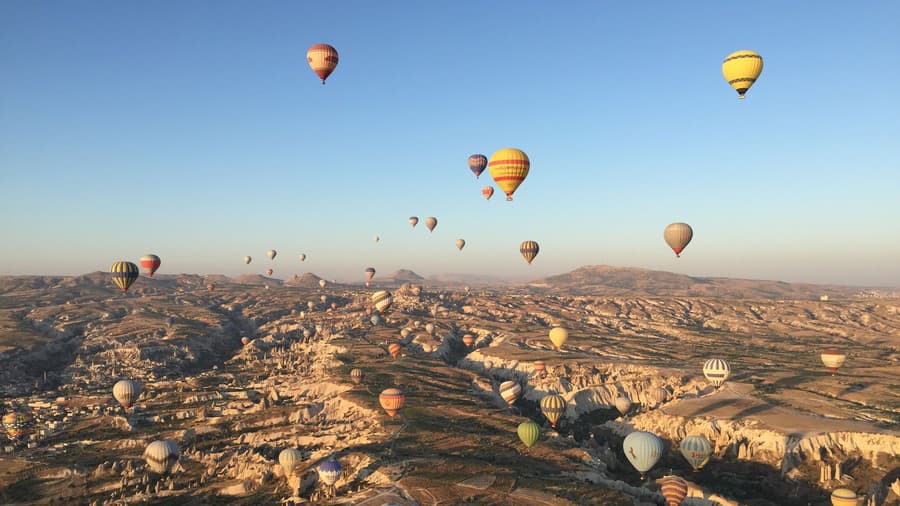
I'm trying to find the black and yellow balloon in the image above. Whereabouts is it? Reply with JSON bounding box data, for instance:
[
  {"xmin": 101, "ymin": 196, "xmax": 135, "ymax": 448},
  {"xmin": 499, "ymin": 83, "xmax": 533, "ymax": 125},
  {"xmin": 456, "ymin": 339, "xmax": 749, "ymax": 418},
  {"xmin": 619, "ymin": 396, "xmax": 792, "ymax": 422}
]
[
  {"xmin": 110, "ymin": 261, "xmax": 139, "ymax": 292},
  {"xmin": 722, "ymin": 50, "xmax": 763, "ymax": 99}
]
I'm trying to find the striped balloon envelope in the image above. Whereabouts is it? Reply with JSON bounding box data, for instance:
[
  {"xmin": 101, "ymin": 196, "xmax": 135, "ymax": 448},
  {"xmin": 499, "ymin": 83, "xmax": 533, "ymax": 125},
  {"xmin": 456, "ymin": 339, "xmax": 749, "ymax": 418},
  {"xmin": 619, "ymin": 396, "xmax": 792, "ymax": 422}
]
[
  {"xmin": 350, "ymin": 368, "xmax": 363, "ymax": 384},
  {"xmin": 651, "ymin": 387, "xmax": 669, "ymax": 406},
  {"xmin": 658, "ymin": 475, "xmax": 688, "ymax": 506},
  {"xmin": 379, "ymin": 388, "xmax": 405, "ymax": 417},
  {"xmin": 388, "ymin": 343, "xmax": 402, "ymax": 360},
  {"xmin": 489, "ymin": 148, "xmax": 530, "ymax": 201},
  {"xmin": 520, "ymin": 241, "xmax": 540, "ymax": 264},
  {"xmin": 722, "ymin": 50, "xmax": 763, "ymax": 99},
  {"xmin": 517, "ymin": 420, "xmax": 541, "ymax": 448},
  {"xmin": 113, "ymin": 379, "xmax": 141, "ymax": 412},
  {"xmin": 829, "ymin": 488, "xmax": 858, "ymax": 506},
  {"xmin": 499, "ymin": 381, "xmax": 522, "ymax": 407},
  {"xmin": 623, "ymin": 431, "xmax": 664, "ymax": 477},
  {"xmin": 317, "ymin": 459, "xmax": 342, "ymax": 486},
  {"xmin": 2, "ymin": 412, "xmax": 33, "ymax": 441},
  {"xmin": 110, "ymin": 261, "xmax": 139, "ymax": 292},
  {"xmin": 664, "ymin": 223, "xmax": 693, "ymax": 257},
  {"xmin": 139, "ymin": 254, "xmax": 161, "ymax": 277},
  {"xmin": 533, "ymin": 360, "xmax": 546, "ymax": 375},
  {"xmin": 821, "ymin": 350, "xmax": 847, "ymax": 375},
  {"xmin": 540, "ymin": 394, "xmax": 566, "ymax": 428},
  {"xmin": 307, "ymin": 44, "xmax": 339, "ymax": 84},
  {"xmin": 482, "ymin": 186, "xmax": 494, "ymax": 200},
  {"xmin": 144, "ymin": 440, "xmax": 179, "ymax": 475},
  {"xmin": 468, "ymin": 154, "xmax": 487, "ymax": 178},
  {"xmin": 679, "ymin": 435, "xmax": 712, "ymax": 470},
  {"xmin": 371, "ymin": 290, "xmax": 393, "ymax": 313},
  {"xmin": 278, "ymin": 448, "xmax": 302, "ymax": 477},
  {"xmin": 703, "ymin": 358, "xmax": 731, "ymax": 387}
]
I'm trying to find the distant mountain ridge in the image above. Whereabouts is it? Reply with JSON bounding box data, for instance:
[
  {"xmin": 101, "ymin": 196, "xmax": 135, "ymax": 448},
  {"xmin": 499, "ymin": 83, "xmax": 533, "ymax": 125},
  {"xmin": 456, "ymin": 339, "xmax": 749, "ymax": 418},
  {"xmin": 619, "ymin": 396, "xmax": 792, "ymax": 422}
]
[{"xmin": 527, "ymin": 265, "xmax": 863, "ymax": 299}]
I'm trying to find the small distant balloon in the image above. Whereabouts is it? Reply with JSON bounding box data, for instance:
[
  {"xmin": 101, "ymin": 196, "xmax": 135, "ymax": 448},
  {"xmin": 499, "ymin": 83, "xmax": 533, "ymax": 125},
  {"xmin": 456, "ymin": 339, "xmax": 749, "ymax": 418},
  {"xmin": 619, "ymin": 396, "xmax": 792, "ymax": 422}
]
[
  {"xmin": 540, "ymin": 394, "xmax": 566, "ymax": 428},
  {"xmin": 379, "ymin": 388, "xmax": 405, "ymax": 417},
  {"xmin": 144, "ymin": 440, "xmax": 179, "ymax": 475},
  {"xmin": 520, "ymin": 241, "xmax": 539, "ymax": 264},
  {"xmin": 456, "ymin": 239, "xmax": 466, "ymax": 251},
  {"xmin": 266, "ymin": 268, "xmax": 274, "ymax": 277},
  {"xmin": 499, "ymin": 381, "xmax": 522, "ymax": 407},
  {"xmin": 139, "ymin": 254, "xmax": 161, "ymax": 277},
  {"xmin": 467, "ymin": 154, "xmax": 487, "ymax": 178},
  {"xmin": 425, "ymin": 217, "xmax": 437, "ymax": 232},
  {"xmin": 549, "ymin": 327, "xmax": 568, "ymax": 350},
  {"xmin": 267, "ymin": 249, "xmax": 277, "ymax": 260},
  {"xmin": 623, "ymin": 431, "xmax": 663, "ymax": 477},
  {"xmin": 659, "ymin": 475, "xmax": 689, "ymax": 506},
  {"xmin": 722, "ymin": 50, "xmax": 763, "ymax": 99},
  {"xmin": 482, "ymin": 186, "xmax": 494, "ymax": 200},
  {"xmin": 299, "ymin": 253, "xmax": 307, "ymax": 262},
  {"xmin": 489, "ymin": 148, "xmax": 530, "ymax": 201},
  {"xmin": 388, "ymin": 343, "xmax": 402, "ymax": 360},
  {"xmin": 317, "ymin": 459, "xmax": 342, "ymax": 487},
  {"xmin": 664, "ymin": 223, "xmax": 693, "ymax": 258},
  {"xmin": 243, "ymin": 256, "xmax": 252, "ymax": 264},
  {"xmin": 110, "ymin": 261, "xmax": 139, "ymax": 292},
  {"xmin": 517, "ymin": 420, "xmax": 541, "ymax": 448},
  {"xmin": 307, "ymin": 44, "xmax": 339, "ymax": 85},
  {"xmin": 409, "ymin": 216, "xmax": 419, "ymax": 228}
]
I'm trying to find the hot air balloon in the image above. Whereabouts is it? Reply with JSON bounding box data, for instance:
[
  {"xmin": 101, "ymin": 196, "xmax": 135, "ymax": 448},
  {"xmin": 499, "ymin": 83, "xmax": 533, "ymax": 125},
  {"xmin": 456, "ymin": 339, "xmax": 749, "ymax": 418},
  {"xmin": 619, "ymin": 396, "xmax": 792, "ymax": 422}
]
[
  {"xmin": 722, "ymin": 50, "xmax": 763, "ymax": 99},
  {"xmin": 372, "ymin": 290, "xmax": 393, "ymax": 313},
  {"xmin": 370, "ymin": 314, "xmax": 381, "ymax": 326},
  {"xmin": 140, "ymin": 254, "xmax": 161, "ymax": 277},
  {"xmin": 664, "ymin": 223, "xmax": 693, "ymax": 257},
  {"xmin": 2, "ymin": 411, "xmax": 32, "ymax": 441},
  {"xmin": 659, "ymin": 475, "xmax": 689, "ymax": 506},
  {"xmin": 425, "ymin": 323, "xmax": 434, "ymax": 335},
  {"xmin": 365, "ymin": 267, "xmax": 376, "ymax": 283},
  {"xmin": 425, "ymin": 217, "xmax": 437, "ymax": 232},
  {"xmin": 679, "ymin": 435, "xmax": 712, "ymax": 470},
  {"xmin": 267, "ymin": 249, "xmax": 277, "ymax": 260},
  {"xmin": 499, "ymin": 381, "xmax": 522, "ymax": 407},
  {"xmin": 549, "ymin": 327, "xmax": 568, "ymax": 350},
  {"xmin": 409, "ymin": 216, "xmax": 418, "ymax": 228},
  {"xmin": 652, "ymin": 387, "xmax": 669, "ymax": 406},
  {"xmin": 113, "ymin": 379, "xmax": 141, "ymax": 413},
  {"xmin": 206, "ymin": 283, "xmax": 215, "ymax": 292},
  {"xmin": 303, "ymin": 328, "xmax": 313, "ymax": 339},
  {"xmin": 319, "ymin": 279, "xmax": 327, "ymax": 288},
  {"xmin": 110, "ymin": 261, "xmax": 139, "ymax": 292},
  {"xmin": 278, "ymin": 448, "xmax": 303, "ymax": 477},
  {"xmin": 484, "ymin": 360, "xmax": 493, "ymax": 371},
  {"xmin": 821, "ymin": 350, "xmax": 846, "ymax": 375},
  {"xmin": 388, "ymin": 343, "xmax": 402, "ymax": 360},
  {"xmin": 623, "ymin": 431, "xmax": 663, "ymax": 478},
  {"xmin": 144, "ymin": 440, "xmax": 179, "ymax": 474},
  {"xmin": 317, "ymin": 459, "xmax": 342, "ymax": 487},
  {"xmin": 481, "ymin": 185, "xmax": 495, "ymax": 201},
  {"xmin": 518, "ymin": 420, "xmax": 541, "ymax": 448},
  {"xmin": 703, "ymin": 359, "xmax": 731, "ymax": 388},
  {"xmin": 455, "ymin": 239, "xmax": 466, "ymax": 251},
  {"xmin": 489, "ymin": 148, "xmax": 530, "ymax": 201},
  {"xmin": 615, "ymin": 396, "xmax": 632, "ymax": 416},
  {"xmin": 520, "ymin": 241, "xmax": 539, "ymax": 264},
  {"xmin": 307, "ymin": 44, "xmax": 339, "ymax": 85},
  {"xmin": 244, "ymin": 255, "xmax": 252, "ymax": 264},
  {"xmin": 350, "ymin": 368, "xmax": 364, "ymax": 384},
  {"xmin": 266, "ymin": 268, "xmax": 274, "ymax": 277},
  {"xmin": 307, "ymin": 301, "xmax": 315, "ymax": 310},
  {"xmin": 374, "ymin": 235, "xmax": 380, "ymax": 243},
  {"xmin": 299, "ymin": 253, "xmax": 307, "ymax": 262},
  {"xmin": 533, "ymin": 360, "xmax": 546, "ymax": 376},
  {"xmin": 468, "ymin": 154, "xmax": 488, "ymax": 178},
  {"xmin": 379, "ymin": 388, "xmax": 405, "ymax": 417},
  {"xmin": 241, "ymin": 337, "xmax": 250, "ymax": 346},
  {"xmin": 830, "ymin": 489, "xmax": 859, "ymax": 506},
  {"xmin": 540, "ymin": 394, "xmax": 566, "ymax": 428},
  {"xmin": 462, "ymin": 334, "xmax": 475, "ymax": 347}
]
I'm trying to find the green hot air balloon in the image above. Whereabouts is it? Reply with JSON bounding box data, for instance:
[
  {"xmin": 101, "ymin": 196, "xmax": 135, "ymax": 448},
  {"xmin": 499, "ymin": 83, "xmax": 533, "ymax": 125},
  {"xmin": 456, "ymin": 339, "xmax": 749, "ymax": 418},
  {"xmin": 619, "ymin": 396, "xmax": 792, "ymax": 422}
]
[{"xmin": 518, "ymin": 420, "xmax": 541, "ymax": 448}]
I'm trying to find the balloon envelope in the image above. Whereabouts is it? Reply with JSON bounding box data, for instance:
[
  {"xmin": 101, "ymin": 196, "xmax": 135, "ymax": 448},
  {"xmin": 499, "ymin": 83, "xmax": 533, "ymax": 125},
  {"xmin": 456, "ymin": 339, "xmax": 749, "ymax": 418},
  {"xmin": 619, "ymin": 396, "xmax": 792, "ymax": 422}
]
[
  {"xmin": 317, "ymin": 459, "xmax": 342, "ymax": 486},
  {"xmin": 278, "ymin": 448, "xmax": 303, "ymax": 476},
  {"xmin": 379, "ymin": 388, "xmax": 405, "ymax": 417},
  {"xmin": 482, "ymin": 186, "xmax": 494, "ymax": 200},
  {"xmin": 425, "ymin": 217, "xmax": 437, "ymax": 232},
  {"xmin": 664, "ymin": 223, "xmax": 693, "ymax": 257},
  {"xmin": 307, "ymin": 44, "xmax": 339, "ymax": 84},
  {"xmin": 139, "ymin": 254, "xmax": 161, "ymax": 277},
  {"xmin": 110, "ymin": 261, "xmax": 139, "ymax": 292},
  {"xmin": 540, "ymin": 394, "xmax": 566, "ymax": 427},
  {"xmin": 517, "ymin": 421, "xmax": 541, "ymax": 448},
  {"xmin": 520, "ymin": 241, "xmax": 539, "ymax": 264},
  {"xmin": 722, "ymin": 50, "xmax": 763, "ymax": 99},
  {"xmin": 659, "ymin": 475, "xmax": 688, "ymax": 506},
  {"xmin": 623, "ymin": 431, "xmax": 663, "ymax": 475},
  {"xmin": 113, "ymin": 379, "xmax": 141, "ymax": 412},
  {"xmin": 680, "ymin": 435, "xmax": 712, "ymax": 470},
  {"xmin": 549, "ymin": 327, "xmax": 568, "ymax": 349},
  {"xmin": 456, "ymin": 239, "xmax": 466, "ymax": 251},
  {"xmin": 243, "ymin": 256, "xmax": 252, "ymax": 264},
  {"xmin": 489, "ymin": 148, "xmax": 530, "ymax": 201},
  {"xmin": 499, "ymin": 381, "xmax": 522, "ymax": 407},
  {"xmin": 267, "ymin": 249, "xmax": 277, "ymax": 260},
  {"xmin": 409, "ymin": 216, "xmax": 418, "ymax": 228},
  {"xmin": 468, "ymin": 154, "xmax": 488, "ymax": 178},
  {"xmin": 703, "ymin": 358, "xmax": 731, "ymax": 387},
  {"xmin": 144, "ymin": 440, "xmax": 179, "ymax": 474}
]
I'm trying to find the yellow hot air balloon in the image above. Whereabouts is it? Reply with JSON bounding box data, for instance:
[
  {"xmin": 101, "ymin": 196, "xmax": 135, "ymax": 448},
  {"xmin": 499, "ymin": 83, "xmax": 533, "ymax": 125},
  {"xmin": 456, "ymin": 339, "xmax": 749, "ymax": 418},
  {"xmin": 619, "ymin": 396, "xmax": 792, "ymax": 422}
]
[
  {"xmin": 489, "ymin": 148, "xmax": 530, "ymax": 201},
  {"xmin": 830, "ymin": 489, "xmax": 858, "ymax": 506},
  {"xmin": 722, "ymin": 50, "xmax": 763, "ymax": 99},
  {"xmin": 520, "ymin": 241, "xmax": 539, "ymax": 264},
  {"xmin": 540, "ymin": 394, "xmax": 566, "ymax": 428},
  {"xmin": 549, "ymin": 327, "xmax": 568, "ymax": 350},
  {"xmin": 110, "ymin": 261, "xmax": 139, "ymax": 292},
  {"xmin": 307, "ymin": 44, "xmax": 339, "ymax": 85}
]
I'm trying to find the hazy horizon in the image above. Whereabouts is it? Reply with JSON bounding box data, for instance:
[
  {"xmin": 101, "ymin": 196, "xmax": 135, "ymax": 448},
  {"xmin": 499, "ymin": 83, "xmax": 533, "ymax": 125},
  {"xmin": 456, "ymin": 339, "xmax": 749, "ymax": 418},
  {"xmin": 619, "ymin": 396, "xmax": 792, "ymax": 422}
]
[{"xmin": 2, "ymin": 2, "xmax": 898, "ymax": 286}]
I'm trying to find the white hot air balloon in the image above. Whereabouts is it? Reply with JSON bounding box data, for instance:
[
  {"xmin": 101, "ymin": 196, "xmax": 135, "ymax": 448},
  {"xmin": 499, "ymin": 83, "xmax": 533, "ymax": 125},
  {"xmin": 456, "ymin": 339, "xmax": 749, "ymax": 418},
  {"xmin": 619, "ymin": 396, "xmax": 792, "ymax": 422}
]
[
  {"xmin": 703, "ymin": 358, "xmax": 731, "ymax": 388},
  {"xmin": 623, "ymin": 431, "xmax": 663, "ymax": 478}
]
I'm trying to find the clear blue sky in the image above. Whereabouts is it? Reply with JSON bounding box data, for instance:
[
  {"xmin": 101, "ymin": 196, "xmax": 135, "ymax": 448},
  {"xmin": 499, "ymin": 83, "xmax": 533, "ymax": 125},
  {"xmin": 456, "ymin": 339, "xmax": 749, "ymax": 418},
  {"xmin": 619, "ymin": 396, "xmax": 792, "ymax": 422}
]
[{"xmin": 2, "ymin": 1, "xmax": 898, "ymax": 286}]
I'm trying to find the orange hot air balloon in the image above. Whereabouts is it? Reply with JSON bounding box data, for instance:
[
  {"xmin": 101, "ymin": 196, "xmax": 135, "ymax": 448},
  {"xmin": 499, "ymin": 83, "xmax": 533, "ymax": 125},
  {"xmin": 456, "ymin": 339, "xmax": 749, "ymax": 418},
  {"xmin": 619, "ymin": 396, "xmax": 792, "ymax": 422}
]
[
  {"xmin": 533, "ymin": 360, "xmax": 546, "ymax": 375},
  {"xmin": 307, "ymin": 44, "xmax": 339, "ymax": 84},
  {"xmin": 206, "ymin": 283, "xmax": 215, "ymax": 292},
  {"xmin": 482, "ymin": 186, "xmax": 494, "ymax": 200},
  {"xmin": 265, "ymin": 268, "xmax": 274, "ymax": 277},
  {"xmin": 462, "ymin": 334, "xmax": 475, "ymax": 347},
  {"xmin": 489, "ymin": 148, "xmax": 530, "ymax": 201},
  {"xmin": 241, "ymin": 337, "xmax": 250, "ymax": 346},
  {"xmin": 379, "ymin": 388, "xmax": 405, "ymax": 417},
  {"xmin": 388, "ymin": 343, "xmax": 402, "ymax": 360},
  {"xmin": 140, "ymin": 254, "xmax": 161, "ymax": 277}
]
